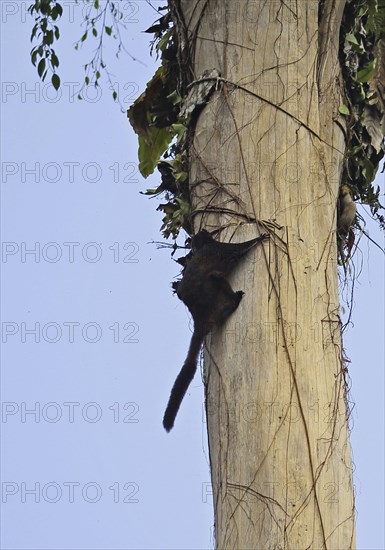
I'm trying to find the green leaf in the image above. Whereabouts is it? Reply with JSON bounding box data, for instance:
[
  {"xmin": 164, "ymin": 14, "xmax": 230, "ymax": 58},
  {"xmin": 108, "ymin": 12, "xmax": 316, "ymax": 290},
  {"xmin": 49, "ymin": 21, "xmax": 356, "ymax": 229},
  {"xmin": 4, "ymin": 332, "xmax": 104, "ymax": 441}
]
[
  {"xmin": 95, "ymin": 70, "xmax": 101, "ymax": 80},
  {"xmin": 362, "ymin": 157, "xmax": 375, "ymax": 183},
  {"xmin": 171, "ymin": 123, "xmax": 187, "ymax": 143},
  {"xmin": 167, "ymin": 90, "xmax": 182, "ymax": 105},
  {"xmin": 350, "ymin": 145, "xmax": 363, "ymax": 155},
  {"xmin": 357, "ymin": 59, "xmax": 377, "ymax": 83},
  {"xmin": 44, "ymin": 29, "xmax": 54, "ymax": 45},
  {"xmin": 138, "ymin": 127, "xmax": 175, "ymax": 178},
  {"xmin": 175, "ymin": 197, "xmax": 189, "ymax": 215},
  {"xmin": 85, "ymin": 76, "xmax": 90, "ymax": 85},
  {"xmin": 156, "ymin": 27, "xmax": 173, "ymax": 52},
  {"xmin": 81, "ymin": 32, "xmax": 87, "ymax": 42},
  {"xmin": 37, "ymin": 58, "xmax": 46, "ymax": 78},
  {"xmin": 51, "ymin": 73, "xmax": 60, "ymax": 90},
  {"xmin": 51, "ymin": 52, "xmax": 59, "ymax": 68},
  {"xmin": 30, "ymin": 23, "xmax": 38, "ymax": 41},
  {"xmin": 142, "ymin": 187, "xmax": 162, "ymax": 196},
  {"xmin": 31, "ymin": 48, "xmax": 38, "ymax": 66},
  {"xmin": 94, "ymin": 0, "xmax": 99, "ymax": 8},
  {"xmin": 345, "ymin": 33, "xmax": 359, "ymax": 46},
  {"xmin": 175, "ymin": 171, "xmax": 188, "ymax": 183},
  {"xmin": 40, "ymin": 2, "xmax": 49, "ymax": 15},
  {"xmin": 105, "ymin": 26, "xmax": 112, "ymax": 36},
  {"xmin": 92, "ymin": 27, "xmax": 97, "ymax": 37},
  {"xmin": 339, "ymin": 104, "xmax": 350, "ymax": 115},
  {"xmin": 144, "ymin": 23, "xmax": 164, "ymax": 34},
  {"xmin": 51, "ymin": 4, "xmax": 62, "ymax": 20},
  {"xmin": 127, "ymin": 65, "xmax": 167, "ymax": 134},
  {"xmin": 112, "ymin": 91, "xmax": 118, "ymax": 101}
]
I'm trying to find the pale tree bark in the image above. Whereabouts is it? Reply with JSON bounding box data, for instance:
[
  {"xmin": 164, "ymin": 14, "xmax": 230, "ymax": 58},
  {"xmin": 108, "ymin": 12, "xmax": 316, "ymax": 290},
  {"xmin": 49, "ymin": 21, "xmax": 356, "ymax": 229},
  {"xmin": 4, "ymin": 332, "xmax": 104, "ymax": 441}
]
[{"xmin": 174, "ymin": 0, "xmax": 355, "ymax": 548}]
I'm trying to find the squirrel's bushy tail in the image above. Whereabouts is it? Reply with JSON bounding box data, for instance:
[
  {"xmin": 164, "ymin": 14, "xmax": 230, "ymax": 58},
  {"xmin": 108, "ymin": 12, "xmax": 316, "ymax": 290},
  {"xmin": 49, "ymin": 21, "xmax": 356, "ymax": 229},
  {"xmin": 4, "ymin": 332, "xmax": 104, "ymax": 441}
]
[{"xmin": 163, "ymin": 328, "xmax": 204, "ymax": 432}]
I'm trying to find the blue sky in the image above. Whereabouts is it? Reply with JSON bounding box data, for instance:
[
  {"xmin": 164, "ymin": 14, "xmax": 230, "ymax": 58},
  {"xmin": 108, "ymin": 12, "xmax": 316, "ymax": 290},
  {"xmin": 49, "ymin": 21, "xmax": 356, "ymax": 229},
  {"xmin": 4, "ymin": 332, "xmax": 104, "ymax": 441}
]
[{"xmin": 1, "ymin": 1, "xmax": 384, "ymax": 549}]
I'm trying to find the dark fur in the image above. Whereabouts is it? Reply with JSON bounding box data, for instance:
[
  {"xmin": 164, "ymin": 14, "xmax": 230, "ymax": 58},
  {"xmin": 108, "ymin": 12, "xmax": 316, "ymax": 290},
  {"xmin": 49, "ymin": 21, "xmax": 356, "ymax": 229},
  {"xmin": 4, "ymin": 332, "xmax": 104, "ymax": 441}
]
[{"xmin": 163, "ymin": 230, "xmax": 268, "ymax": 431}]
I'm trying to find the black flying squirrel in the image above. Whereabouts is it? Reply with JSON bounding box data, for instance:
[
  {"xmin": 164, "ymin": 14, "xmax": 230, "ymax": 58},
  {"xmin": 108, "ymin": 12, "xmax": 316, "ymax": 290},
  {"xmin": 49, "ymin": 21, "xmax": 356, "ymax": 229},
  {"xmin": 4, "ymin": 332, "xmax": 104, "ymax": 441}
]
[{"xmin": 163, "ymin": 229, "xmax": 268, "ymax": 432}]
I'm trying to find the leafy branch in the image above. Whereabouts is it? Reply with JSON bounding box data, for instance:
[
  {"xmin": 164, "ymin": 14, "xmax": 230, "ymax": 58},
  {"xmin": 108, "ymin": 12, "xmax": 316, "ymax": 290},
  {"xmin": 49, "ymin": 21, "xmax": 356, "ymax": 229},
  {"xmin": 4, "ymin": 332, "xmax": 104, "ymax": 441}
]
[
  {"xmin": 340, "ymin": 0, "xmax": 385, "ymax": 227},
  {"xmin": 29, "ymin": 0, "xmax": 145, "ymax": 103},
  {"xmin": 29, "ymin": 0, "xmax": 63, "ymax": 90},
  {"xmin": 128, "ymin": 9, "xmax": 193, "ymax": 240},
  {"xmin": 74, "ymin": 0, "xmax": 144, "ymax": 102}
]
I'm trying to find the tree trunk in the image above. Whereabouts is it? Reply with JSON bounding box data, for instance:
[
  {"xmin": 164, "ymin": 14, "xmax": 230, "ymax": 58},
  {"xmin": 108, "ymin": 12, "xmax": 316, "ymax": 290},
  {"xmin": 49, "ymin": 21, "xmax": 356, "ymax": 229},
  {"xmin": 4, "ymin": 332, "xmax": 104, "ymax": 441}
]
[{"xmin": 175, "ymin": 0, "xmax": 355, "ymax": 547}]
